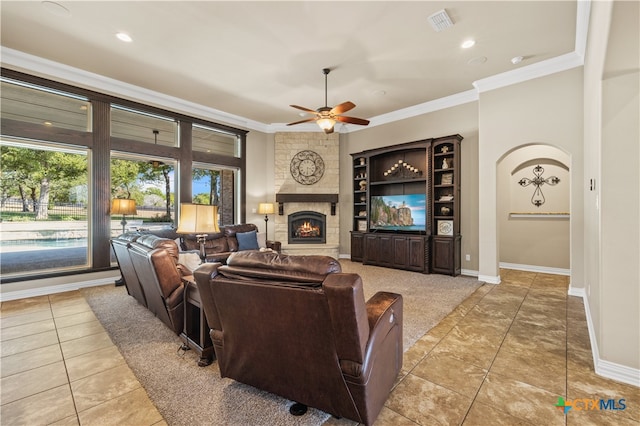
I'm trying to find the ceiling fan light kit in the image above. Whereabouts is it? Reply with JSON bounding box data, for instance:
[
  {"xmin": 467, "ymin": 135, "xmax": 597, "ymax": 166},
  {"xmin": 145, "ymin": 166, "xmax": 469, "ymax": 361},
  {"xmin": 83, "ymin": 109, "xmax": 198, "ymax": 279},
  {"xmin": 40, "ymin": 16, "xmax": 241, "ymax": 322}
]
[{"xmin": 287, "ymin": 68, "xmax": 370, "ymax": 134}]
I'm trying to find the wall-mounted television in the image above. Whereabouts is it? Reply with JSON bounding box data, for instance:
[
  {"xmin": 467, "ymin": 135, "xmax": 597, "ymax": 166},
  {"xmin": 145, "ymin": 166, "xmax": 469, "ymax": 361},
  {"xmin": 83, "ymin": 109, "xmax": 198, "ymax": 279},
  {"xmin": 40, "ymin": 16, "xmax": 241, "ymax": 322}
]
[{"xmin": 370, "ymin": 193, "xmax": 426, "ymax": 231}]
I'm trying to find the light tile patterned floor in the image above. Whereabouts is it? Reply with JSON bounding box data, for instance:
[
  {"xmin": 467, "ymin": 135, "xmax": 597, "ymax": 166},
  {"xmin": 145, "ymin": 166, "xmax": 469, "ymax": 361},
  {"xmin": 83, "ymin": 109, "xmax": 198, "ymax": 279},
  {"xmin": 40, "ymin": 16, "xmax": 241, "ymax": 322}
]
[
  {"xmin": 1, "ymin": 270, "xmax": 638, "ymax": 425},
  {"xmin": 0, "ymin": 290, "xmax": 166, "ymax": 426}
]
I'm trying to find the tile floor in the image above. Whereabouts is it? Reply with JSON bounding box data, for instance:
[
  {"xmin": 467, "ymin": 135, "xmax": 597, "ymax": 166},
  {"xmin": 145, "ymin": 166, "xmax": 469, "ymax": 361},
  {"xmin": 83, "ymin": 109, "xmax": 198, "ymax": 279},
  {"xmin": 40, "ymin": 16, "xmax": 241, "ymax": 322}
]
[
  {"xmin": 0, "ymin": 289, "xmax": 166, "ymax": 426},
  {"xmin": 1, "ymin": 270, "xmax": 638, "ymax": 425}
]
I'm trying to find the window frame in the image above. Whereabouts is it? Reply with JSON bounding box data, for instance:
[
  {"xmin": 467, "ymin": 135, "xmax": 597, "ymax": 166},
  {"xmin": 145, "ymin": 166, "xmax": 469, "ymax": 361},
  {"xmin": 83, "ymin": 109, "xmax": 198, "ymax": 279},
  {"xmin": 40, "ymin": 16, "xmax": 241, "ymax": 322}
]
[{"xmin": 0, "ymin": 68, "xmax": 248, "ymax": 283}]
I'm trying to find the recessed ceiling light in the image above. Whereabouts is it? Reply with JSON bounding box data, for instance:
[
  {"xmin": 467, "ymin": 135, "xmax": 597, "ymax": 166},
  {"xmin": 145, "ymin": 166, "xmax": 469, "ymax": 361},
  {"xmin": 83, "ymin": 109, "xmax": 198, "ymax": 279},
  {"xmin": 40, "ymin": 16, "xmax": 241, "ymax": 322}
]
[
  {"xmin": 44, "ymin": 121, "xmax": 53, "ymax": 126},
  {"xmin": 461, "ymin": 39, "xmax": 476, "ymax": 49},
  {"xmin": 116, "ymin": 32, "xmax": 133, "ymax": 43},
  {"xmin": 511, "ymin": 56, "xmax": 524, "ymax": 65}
]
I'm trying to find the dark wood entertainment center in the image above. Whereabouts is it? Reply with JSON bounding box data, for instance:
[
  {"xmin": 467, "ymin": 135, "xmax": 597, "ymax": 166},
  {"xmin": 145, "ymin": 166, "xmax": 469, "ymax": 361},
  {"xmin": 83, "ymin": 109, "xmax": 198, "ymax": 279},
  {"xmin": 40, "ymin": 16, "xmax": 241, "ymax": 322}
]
[{"xmin": 350, "ymin": 134, "xmax": 462, "ymax": 276}]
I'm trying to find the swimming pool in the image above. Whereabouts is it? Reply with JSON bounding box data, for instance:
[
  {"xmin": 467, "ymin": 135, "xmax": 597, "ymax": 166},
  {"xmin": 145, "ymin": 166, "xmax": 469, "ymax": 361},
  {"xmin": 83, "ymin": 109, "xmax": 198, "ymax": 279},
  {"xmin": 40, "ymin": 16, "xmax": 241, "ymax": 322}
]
[{"xmin": 0, "ymin": 238, "xmax": 88, "ymax": 253}]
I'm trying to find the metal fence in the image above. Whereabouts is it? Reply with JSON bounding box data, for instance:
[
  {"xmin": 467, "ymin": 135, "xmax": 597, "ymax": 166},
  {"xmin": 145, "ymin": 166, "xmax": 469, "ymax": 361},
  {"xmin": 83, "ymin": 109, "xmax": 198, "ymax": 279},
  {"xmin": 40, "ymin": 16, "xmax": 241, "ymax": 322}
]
[
  {"xmin": 0, "ymin": 199, "xmax": 173, "ymax": 221},
  {"xmin": 0, "ymin": 199, "xmax": 87, "ymax": 220}
]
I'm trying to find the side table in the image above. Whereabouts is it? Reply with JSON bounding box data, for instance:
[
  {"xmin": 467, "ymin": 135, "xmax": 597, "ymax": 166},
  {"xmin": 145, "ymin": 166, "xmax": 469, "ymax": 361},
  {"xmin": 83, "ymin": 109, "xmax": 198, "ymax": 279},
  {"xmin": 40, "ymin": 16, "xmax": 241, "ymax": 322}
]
[{"xmin": 180, "ymin": 275, "xmax": 214, "ymax": 366}]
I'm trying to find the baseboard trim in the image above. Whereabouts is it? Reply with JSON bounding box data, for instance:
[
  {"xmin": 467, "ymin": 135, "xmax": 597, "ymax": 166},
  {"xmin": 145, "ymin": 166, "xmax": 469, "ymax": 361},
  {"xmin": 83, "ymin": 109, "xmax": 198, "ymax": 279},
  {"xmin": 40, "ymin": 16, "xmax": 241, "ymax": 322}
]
[
  {"xmin": 478, "ymin": 274, "xmax": 501, "ymax": 285},
  {"xmin": 0, "ymin": 275, "xmax": 119, "ymax": 302},
  {"xmin": 460, "ymin": 268, "xmax": 479, "ymax": 278},
  {"xmin": 499, "ymin": 262, "xmax": 570, "ymax": 276},
  {"xmin": 580, "ymin": 291, "xmax": 640, "ymax": 387}
]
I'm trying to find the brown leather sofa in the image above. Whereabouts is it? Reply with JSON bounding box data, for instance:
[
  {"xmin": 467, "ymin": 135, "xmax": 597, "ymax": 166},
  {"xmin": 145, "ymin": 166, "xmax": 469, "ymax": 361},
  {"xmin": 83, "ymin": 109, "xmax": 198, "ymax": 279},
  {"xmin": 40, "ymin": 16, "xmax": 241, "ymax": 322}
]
[
  {"xmin": 194, "ymin": 251, "xmax": 403, "ymax": 425},
  {"xmin": 127, "ymin": 234, "xmax": 189, "ymax": 334},
  {"xmin": 111, "ymin": 224, "xmax": 282, "ymax": 332},
  {"xmin": 181, "ymin": 223, "xmax": 281, "ymax": 263}
]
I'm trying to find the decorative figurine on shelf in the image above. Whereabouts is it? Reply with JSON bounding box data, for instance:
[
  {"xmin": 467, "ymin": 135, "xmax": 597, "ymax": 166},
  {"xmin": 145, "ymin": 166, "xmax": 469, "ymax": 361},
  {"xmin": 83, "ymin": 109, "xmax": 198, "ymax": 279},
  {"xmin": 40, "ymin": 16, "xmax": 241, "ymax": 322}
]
[
  {"xmin": 359, "ymin": 180, "xmax": 367, "ymax": 190},
  {"xmin": 442, "ymin": 158, "xmax": 449, "ymax": 169},
  {"xmin": 360, "ymin": 157, "xmax": 365, "ymax": 165},
  {"xmin": 441, "ymin": 146, "xmax": 449, "ymax": 153},
  {"xmin": 441, "ymin": 206, "xmax": 451, "ymax": 215}
]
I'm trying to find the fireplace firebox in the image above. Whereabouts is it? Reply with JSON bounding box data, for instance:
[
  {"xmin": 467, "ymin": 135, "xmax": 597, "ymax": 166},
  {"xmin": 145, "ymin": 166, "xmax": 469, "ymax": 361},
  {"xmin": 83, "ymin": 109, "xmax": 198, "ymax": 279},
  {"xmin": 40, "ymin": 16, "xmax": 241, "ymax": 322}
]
[{"xmin": 288, "ymin": 211, "xmax": 326, "ymax": 244}]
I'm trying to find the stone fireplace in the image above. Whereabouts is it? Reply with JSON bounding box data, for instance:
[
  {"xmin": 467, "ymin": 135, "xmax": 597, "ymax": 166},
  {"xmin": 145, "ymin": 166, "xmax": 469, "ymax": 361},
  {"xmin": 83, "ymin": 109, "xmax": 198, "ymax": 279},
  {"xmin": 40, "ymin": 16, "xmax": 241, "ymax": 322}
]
[
  {"xmin": 288, "ymin": 211, "xmax": 326, "ymax": 244},
  {"xmin": 274, "ymin": 132, "xmax": 340, "ymax": 258}
]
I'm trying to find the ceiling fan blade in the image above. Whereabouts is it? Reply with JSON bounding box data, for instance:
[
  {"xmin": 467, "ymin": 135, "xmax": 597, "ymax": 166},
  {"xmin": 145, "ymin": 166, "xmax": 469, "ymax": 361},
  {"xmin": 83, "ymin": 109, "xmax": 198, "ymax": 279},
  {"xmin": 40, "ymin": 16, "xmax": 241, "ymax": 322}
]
[
  {"xmin": 290, "ymin": 104, "xmax": 317, "ymax": 113},
  {"xmin": 286, "ymin": 117, "xmax": 318, "ymax": 126},
  {"xmin": 335, "ymin": 115, "xmax": 370, "ymax": 126},
  {"xmin": 330, "ymin": 101, "xmax": 355, "ymax": 115}
]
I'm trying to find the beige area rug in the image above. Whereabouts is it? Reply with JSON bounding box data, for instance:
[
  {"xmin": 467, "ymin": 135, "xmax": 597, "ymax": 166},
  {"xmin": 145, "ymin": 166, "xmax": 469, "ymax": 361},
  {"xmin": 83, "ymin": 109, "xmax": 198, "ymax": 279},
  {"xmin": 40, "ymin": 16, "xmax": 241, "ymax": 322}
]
[{"xmin": 81, "ymin": 260, "xmax": 482, "ymax": 426}]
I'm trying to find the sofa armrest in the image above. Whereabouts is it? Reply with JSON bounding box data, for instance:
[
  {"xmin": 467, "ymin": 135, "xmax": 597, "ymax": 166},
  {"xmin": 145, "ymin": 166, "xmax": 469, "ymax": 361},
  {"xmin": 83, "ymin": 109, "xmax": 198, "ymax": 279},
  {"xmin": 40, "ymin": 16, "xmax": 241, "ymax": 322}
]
[
  {"xmin": 193, "ymin": 262, "xmax": 224, "ymax": 334},
  {"xmin": 341, "ymin": 291, "xmax": 403, "ymax": 382}
]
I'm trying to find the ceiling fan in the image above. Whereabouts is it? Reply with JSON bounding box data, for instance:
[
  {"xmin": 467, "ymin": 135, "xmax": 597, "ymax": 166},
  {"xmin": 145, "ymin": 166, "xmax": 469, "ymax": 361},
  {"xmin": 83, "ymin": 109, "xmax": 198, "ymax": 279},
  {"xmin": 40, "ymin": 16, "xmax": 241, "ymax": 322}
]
[{"xmin": 286, "ymin": 68, "xmax": 370, "ymax": 134}]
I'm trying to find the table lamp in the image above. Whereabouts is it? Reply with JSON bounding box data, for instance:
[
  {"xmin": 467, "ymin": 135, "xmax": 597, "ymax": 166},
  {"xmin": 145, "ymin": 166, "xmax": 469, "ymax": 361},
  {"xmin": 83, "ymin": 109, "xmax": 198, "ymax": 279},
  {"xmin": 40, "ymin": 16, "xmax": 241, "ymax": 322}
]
[
  {"xmin": 111, "ymin": 198, "xmax": 137, "ymax": 234},
  {"xmin": 258, "ymin": 202, "xmax": 275, "ymax": 241},
  {"xmin": 176, "ymin": 203, "xmax": 220, "ymax": 261}
]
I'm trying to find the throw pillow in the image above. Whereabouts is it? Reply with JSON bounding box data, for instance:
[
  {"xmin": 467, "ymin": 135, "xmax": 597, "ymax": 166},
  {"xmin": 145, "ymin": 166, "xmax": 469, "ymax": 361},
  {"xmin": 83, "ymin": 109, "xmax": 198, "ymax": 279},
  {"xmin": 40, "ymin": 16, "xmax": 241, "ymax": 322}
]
[
  {"xmin": 236, "ymin": 230, "xmax": 260, "ymax": 251},
  {"xmin": 178, "ymin": 252, "xmax": 202, "ymax": 272},
  {"xmin": 257, "ymin": 232, "xmax": 267, "ymax": 249}
]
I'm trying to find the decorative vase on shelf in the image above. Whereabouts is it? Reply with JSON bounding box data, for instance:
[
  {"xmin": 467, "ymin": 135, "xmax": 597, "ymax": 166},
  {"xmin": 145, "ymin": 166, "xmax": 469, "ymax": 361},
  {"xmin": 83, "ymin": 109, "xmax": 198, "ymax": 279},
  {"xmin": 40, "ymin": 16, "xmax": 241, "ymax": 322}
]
[
  {"xmin": 360, "ymin": 158, "xmax": 365, "ymax": 165},
  {"xmin": 359, "ymin": 180, "xmax": 367, "ymax": 190}
]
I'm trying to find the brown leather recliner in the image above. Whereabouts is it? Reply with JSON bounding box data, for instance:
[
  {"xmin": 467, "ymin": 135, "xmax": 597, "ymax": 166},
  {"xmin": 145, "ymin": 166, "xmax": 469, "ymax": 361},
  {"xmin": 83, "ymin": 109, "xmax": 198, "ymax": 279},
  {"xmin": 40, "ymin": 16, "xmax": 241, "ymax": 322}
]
[
  {"xmin": 194, "ymin": 251, "xmax": 403, "ymax": 425},
  {"xmin": 128, "ymin": 234, "xmax": 188, "ymax": 334},
  {"xmin": 111, "ymin": 232, "xmax": 147, "ymax": 307}
]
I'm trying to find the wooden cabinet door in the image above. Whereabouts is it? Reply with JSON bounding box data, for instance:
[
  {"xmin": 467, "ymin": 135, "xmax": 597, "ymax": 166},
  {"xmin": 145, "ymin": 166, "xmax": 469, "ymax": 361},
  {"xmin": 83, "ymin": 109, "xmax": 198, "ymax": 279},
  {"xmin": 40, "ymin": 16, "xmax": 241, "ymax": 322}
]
[
  {"xmin": 432, "ymin": 236, "xmax": 454, "ymax": 274},
  {"xmin": 351, "ymin": 232, "xmax": 364, "ymax": 262},
  {"xmin": 363, "ymin": 234, "xmax": 379, "ymax": 265},
  {"xmin": 392, "ymin": 236, "xmax": 409, "ymax": 268},
  {"xmin": 407, "ymin": 237, "xmax": 426, "ymax": 272},
  {"xmin": 378, "ymin": 234, "xmax": 394, "ymax": 267}
]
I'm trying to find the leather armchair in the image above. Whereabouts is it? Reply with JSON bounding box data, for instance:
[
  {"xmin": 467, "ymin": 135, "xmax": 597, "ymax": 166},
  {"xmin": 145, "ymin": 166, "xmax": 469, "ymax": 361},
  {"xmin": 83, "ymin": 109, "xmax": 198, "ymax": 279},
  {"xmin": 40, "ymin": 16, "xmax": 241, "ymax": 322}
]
[
  {"xmin": 194, "ymin": 251, "xmax": 403, "ymax": 425},
  {"xmin": 111, "ymin": 232, "xmax": 147, "ymax": 307},
  {"xmin": 128, "ymin": 234, "xmax": 187, "ymax": 334}
]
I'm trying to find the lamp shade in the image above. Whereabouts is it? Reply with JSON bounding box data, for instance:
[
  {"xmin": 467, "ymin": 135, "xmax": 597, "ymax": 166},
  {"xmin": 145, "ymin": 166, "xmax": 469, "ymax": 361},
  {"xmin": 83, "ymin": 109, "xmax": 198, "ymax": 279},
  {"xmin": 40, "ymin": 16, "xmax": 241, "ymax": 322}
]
[
  {"xmin": 176, "ymin": 203, "xmax": 220, "ymax": 234},
  {"xmin": 111, "ymin": 198, "xmax": 137, "ymax": 215},
  {"xmin": 258, "ymin": 202, "xmax": 275, "ymax": 215}
]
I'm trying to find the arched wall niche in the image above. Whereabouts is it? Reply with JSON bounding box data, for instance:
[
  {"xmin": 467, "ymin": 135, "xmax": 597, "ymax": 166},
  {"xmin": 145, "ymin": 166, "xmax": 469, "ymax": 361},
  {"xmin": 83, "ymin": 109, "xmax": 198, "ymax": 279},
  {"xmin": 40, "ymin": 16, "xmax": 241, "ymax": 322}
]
[{"xmin": 497, "ymin": 143, "xmax": 571, "ymax": 271}]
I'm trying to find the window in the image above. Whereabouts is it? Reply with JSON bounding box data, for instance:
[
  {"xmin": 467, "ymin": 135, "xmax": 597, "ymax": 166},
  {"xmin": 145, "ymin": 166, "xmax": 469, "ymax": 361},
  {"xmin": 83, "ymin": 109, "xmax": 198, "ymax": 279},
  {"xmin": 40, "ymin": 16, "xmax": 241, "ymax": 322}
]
[
  {"xmin": 111, "ymin": 105, "xmax": 177, "ymax": 147},
  {"xmin": 193, "ymin": 124, "xmax": 240, "ymax": 157},
  {"xmin": 1, "ymin": 69, "xmax": 246, "ymax": 283},
  {"xmin": 0, "ymin": 139, "xmax": 90, "ymax": 277},
  {"xmin": 192, "ymin": 164, "xmax": 239, "ymax": 225},
  {"xmin": 1, "ymin": 79, "xmax": 91, "ymax": 132},
  {"xmin": 111, "ymin": 153, "xmax": 177, "ymax": 236}
]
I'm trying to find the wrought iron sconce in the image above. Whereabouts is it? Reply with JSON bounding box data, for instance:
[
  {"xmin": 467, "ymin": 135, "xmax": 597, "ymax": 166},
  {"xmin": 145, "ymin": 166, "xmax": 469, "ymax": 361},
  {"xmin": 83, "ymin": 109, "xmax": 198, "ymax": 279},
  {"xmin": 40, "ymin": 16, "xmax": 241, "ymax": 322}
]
[{"xmin": 518, "ymin": 165, "xmax": 560, "ymax": 207}]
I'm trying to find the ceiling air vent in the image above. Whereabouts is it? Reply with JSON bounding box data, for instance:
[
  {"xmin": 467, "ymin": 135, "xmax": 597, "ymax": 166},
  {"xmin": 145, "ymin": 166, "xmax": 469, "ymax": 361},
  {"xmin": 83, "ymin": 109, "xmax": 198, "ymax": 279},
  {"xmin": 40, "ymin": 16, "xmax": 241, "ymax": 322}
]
[{"xmin": 428, "ymin": 9, "xmax": 454, "ymax": 32}]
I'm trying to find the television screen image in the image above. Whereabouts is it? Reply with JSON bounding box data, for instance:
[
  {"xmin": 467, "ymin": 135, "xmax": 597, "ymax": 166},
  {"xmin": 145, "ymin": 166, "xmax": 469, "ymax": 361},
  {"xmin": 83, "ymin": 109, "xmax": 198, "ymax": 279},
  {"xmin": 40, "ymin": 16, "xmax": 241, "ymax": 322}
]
[{"xmin": 370, "ymin": 194, "xmax": 426, "ymax": 231}]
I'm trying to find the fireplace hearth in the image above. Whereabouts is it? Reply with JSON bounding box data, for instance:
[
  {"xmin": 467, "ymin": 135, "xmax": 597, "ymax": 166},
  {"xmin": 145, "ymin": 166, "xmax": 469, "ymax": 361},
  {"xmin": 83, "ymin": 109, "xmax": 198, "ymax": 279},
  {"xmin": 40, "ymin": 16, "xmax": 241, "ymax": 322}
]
[{"xmin": 288, "ymin": 211, "xmax": 326, "ymax": 244}]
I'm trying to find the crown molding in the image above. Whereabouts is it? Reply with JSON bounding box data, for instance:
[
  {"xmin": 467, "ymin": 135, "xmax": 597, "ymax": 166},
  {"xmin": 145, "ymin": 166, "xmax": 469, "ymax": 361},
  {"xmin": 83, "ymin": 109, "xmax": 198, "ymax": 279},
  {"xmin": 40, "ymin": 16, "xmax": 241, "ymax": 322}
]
[
  {"xmin": 367, "ymin": 89, "xmax": 479, "ymax": 128},
  {"xmin": 472, "ymin": 51, "xmax": 584, "ymax": 94},
  {"xmin": 1, "ymin": 0, "xmax": 591, "ymax": 136}
]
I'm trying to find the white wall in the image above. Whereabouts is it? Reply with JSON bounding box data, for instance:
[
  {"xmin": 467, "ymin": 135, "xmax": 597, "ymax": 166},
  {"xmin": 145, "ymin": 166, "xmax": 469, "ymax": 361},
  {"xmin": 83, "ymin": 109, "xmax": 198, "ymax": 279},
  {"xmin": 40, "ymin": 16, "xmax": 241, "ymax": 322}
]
[
  {"xmin": 584, "ymin": 0, "xmax": 640, "ymax": 373},
  {"xmin": 478, "ymin": 68, "xmax": 584, "ymax": 284},
  {"xmin": 498, "ymin": 145, "xmax": 571, "ymax": 270},
  {"xmin": 244, "ymin": 130, "xmax": 275, "ymax": 237}
]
